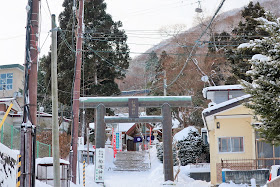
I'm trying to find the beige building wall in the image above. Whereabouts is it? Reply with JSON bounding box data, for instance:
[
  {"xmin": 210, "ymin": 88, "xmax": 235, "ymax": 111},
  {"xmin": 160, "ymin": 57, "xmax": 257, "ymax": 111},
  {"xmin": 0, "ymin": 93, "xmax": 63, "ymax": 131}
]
[
  {"xmin": 0, "ymin": 67, "xmax": 24, "ymax": 98},
  {"xmin": 206, "ymin": 105, "xmax": 257, "ymax": 185}
]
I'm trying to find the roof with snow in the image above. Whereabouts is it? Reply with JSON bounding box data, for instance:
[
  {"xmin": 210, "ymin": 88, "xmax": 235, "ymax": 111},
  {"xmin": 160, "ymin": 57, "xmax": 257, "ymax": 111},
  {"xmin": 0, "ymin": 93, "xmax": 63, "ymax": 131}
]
[
  {"xmin": 117, "ymin": 123, "xmax": 135, "ymax": 132},
  {"xmin": 153, "ymin": 118, "xmax": 181, "ymax": 130},
  {"xmin": 173, "ymin": 126, "xmax": 198, "ymax": 141},
  {"xmin": 202, "ymin": 85, "xmax": 244, "ymax": 98},
  {"xmin": 202, "ymin": 94, "xmax": 251, "ymax": 117},
  {"xmin": 126, "ymin": 123, "xmax": 153, "ymax": 136},
  {"xmin": 0, "ymin": 97, "xmax": 22, "ymax": 113},
  {"xmin": 36, "ymin": 157, "xmax": 70, "ymax": 166}
]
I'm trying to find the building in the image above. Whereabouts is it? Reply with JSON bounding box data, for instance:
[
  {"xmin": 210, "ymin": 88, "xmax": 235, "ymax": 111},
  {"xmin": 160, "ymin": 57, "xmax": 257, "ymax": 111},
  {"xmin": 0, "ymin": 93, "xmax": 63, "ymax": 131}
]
[
  {"xmin": 0, "ymin": 64, "xmax": 24, "ymax": 126},
  {"xmin": 202, "ymin": 85, "xmax": 278, "ymax": 185},
  {"xmin": 125, "ymin": 123, "xmax": 154, "ymax": 151},
  {"xmin": 0, "ymin": 64, "xmax": 24, "ymax": 100}
]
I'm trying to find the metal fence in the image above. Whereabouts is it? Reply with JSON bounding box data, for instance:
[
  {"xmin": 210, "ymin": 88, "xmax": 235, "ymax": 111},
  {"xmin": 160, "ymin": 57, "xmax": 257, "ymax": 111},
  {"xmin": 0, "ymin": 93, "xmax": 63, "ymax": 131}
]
[
  {"xmin": 0, "ymin": 120, "xmax": 51, "ymax": 158},
  {"xmin": 221, "ymin": 158, "xmax": 280, "ymax": 170}
]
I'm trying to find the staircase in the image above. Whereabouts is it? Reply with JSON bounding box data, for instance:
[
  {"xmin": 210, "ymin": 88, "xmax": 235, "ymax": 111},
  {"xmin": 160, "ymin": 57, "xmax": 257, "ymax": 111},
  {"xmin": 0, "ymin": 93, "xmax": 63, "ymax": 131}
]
[{"xmin": 113, "ymin": 151, "xmax": 150, "ymax": 171}]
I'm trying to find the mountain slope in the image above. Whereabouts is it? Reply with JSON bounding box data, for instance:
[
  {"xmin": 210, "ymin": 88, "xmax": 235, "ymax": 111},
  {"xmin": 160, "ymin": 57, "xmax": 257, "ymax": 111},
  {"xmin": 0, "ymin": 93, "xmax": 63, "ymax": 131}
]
[{"xmin": 119, "ymin": 0, "xmax": 280, "ymax": 92}]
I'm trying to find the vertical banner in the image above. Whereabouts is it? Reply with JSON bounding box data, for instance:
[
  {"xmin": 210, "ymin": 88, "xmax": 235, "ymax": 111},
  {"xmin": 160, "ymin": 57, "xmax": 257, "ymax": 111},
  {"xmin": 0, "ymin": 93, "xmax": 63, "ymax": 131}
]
[
  {"xmin": 111, "ymin": 128, "xmax": 114, "ymax": 146},
  {"xmin": 115, "ymin": 132, "xmax": 123, "ymax": 151},
  {"xmin": 94, "ymin": 148, "xmax": 105, "ymax": 183},
  {"xmin": 113, "ymin": 133, "xmax": 117, "ymax": 158},
  {"xmin": 149, "ymin": 127, "xmax": 152, "ymax": 146}
]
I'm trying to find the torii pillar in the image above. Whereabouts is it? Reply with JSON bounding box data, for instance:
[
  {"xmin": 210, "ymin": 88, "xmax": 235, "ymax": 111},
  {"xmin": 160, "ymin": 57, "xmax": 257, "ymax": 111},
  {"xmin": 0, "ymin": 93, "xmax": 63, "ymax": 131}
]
[{"xmin": 80, "ymin": 96, "xmax": 192, "ymax": 182}]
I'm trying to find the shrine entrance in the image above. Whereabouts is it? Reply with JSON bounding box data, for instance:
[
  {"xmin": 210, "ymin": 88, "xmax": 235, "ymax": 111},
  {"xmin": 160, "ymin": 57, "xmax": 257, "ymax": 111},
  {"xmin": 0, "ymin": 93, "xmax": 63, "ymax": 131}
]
[{"xmin": 79, "ymin": 96, "xmax": 192, "ymax": 182}]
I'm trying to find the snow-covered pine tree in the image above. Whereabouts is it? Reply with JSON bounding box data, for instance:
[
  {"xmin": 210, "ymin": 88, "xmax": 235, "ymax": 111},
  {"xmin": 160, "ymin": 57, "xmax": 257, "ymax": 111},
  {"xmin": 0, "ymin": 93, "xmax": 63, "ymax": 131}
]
[
  {"xmin": 226, "ymin": 1, "xmax": 271, "ymax": 83},
  {"xmin": 156, "ymin": 128, "xmax": 209, "ymax": 165},
  {"xmin": 156, "ymin": 142, "xmax": 163, "ymax": 162},
  {"xmin": 239, "ymin": 14, "xmax": 280, "ymax": 143},
  {"xmin": 176, "ymin": 130, "xmax": 208, "ymax": 165}
]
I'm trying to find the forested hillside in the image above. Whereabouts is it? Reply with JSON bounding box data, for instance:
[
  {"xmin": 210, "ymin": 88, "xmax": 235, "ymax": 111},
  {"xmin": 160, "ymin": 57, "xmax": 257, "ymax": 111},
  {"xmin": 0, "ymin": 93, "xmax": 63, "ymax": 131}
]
[{"xmin": 117, "ymin": 0, "xmax": 280, "ymax": 127}]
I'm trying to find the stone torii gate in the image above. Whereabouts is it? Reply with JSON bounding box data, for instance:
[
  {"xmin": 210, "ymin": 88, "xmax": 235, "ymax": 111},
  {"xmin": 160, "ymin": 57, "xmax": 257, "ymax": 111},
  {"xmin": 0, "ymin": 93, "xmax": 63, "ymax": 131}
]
[{"xmin": 79, "ymin": 96, "xmax": 192, "ymax": 182}]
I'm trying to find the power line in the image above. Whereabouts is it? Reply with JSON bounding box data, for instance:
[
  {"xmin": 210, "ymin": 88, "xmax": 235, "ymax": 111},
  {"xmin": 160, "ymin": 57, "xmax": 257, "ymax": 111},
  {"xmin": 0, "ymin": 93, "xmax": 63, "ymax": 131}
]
[
  {"xmin": 166, "ymin": 0, "xmax": 226, "ymax": 88},
  {"xmin": 45, "ymin": 0, "xmax": 52, "ymax": 17}
]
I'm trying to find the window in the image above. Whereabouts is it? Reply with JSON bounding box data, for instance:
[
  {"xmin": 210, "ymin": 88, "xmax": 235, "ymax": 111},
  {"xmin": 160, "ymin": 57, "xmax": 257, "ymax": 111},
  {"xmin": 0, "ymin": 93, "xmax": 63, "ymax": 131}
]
[
  {"xmin": 218, "ymin": 137, "xmax": 244, "ymax": 153},
  {"xmin": 0, "ymin": 73, "xmax": 13, "ymax": 90}
]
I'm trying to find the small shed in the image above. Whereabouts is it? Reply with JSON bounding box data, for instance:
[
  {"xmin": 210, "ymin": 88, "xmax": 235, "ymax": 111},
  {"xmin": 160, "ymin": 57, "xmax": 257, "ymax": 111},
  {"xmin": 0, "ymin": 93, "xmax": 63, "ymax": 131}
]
[{"xmin": 36, "ymin": 157, "xmax": 70, "ymax": 187}]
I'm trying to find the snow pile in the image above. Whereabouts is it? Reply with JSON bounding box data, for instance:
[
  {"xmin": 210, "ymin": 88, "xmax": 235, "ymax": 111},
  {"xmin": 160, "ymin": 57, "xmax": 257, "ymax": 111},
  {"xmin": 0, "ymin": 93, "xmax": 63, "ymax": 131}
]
[
  {"xmin": 173, "ymin": 126, "xmax": 198, "ymax": 141},
  {"xmin": 0, "ymin": 143, "xmax": 19, "ymax": 187},
  {"xmin": 36, "ymin": 157, "xmax": 70, "ymax": 165},
  {"xmin": 252, "ymin": 54, "xmax": 270, "ymax": 62},
  {"xmin": 237, "ymin": 42, "xmax": 256, "ymax": 49},
  {"xmin": 219, "ymin": 181, "xmax": 250, "ymax": 187}
]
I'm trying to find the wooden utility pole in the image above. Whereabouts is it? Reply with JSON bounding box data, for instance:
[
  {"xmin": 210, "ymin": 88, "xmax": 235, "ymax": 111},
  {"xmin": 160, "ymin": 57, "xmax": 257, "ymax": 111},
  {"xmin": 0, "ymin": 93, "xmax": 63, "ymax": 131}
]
[
  {"xmin": 51, "ymin": 14, "xmax": 61, "ymax": 187},
  {"xmin": 71, "ymin": 0, "xmax": 85, "ymax": 183},
  {"xmin": 21, "ymin": 0, "xmax": 40, "ymax": 186}
]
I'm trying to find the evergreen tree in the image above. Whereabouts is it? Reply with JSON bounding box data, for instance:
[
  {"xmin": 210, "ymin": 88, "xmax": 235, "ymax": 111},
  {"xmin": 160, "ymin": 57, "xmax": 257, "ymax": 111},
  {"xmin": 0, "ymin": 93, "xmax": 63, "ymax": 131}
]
[
  {"xmin": 208, "ymin": 31, "xmax": 231, "ymax": 53},
  {"xmin": 145, "ymin": 51, "xmax": 159, "ymax": 83},
  {"xmin": 41, "ymin": 0, "xmax": 130, "ymax": 106},
  {"xmin": 150, "ymin": 51, "xmax": 171, "ymax": 96},
  {"xmin": 225, "ymin": 1, "xmax": 271, "ymax": 83},
  {"xmin": 241, "ymin": 14, "xmax": 280, "ymax": 143},
  {"xmin": 37, "ymin": 57, "xmax": 52, "ymax": 114},
  {"xmin": 156, "ymin": 128, "xmax": 209, "ymax": 165},
  {"xmin": 176, "ymin": 130, "xmax": 209, "ymax": 165}
]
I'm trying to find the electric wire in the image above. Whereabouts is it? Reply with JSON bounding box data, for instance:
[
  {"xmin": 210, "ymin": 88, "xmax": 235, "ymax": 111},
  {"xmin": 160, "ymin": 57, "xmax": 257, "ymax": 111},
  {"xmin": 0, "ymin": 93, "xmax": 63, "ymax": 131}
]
[
  {"xmin": 166, "ymin": 0, "xmax": 226, "ymax": 88},
  {"xmin": 45, "ymin": 0, "xmax": 52, "ymax": 17}
]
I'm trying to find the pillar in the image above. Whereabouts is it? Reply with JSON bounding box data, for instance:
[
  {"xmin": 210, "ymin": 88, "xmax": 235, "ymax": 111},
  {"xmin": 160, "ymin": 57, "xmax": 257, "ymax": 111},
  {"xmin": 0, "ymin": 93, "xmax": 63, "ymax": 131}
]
[
  {"xmin": 162, "ymin": 103, "xmax": 174, "ymax": 181},
  {"xmin": 95, "ymin": 104, "xmax": 106, "ymax": 148}
]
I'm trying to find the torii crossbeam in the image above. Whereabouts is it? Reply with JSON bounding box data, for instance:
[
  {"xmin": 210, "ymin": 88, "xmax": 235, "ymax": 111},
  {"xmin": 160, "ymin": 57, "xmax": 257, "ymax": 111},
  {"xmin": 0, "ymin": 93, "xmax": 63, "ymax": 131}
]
[{"xmin": 79, "ymin": 96, "xmax": 192, "ymax": 182}]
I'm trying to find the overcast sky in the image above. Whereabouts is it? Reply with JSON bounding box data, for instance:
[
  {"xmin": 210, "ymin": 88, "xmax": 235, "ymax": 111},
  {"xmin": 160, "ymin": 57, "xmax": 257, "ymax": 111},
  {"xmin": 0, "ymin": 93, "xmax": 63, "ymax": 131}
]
[{"xmin": 0, "ymin": 0, "xmax": 252, "ymax": 65}]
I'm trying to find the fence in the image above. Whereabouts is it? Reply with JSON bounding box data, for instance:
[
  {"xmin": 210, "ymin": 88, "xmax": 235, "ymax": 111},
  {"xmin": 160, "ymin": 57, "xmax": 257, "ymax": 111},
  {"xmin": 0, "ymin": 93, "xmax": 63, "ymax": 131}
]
[
  {"xmin": 221, "ymin": 158, "xmax": 280, "ymax": 170},
  {"xmin": 0, "ymin": 120, "xmax": 51, "ymax": 158}
]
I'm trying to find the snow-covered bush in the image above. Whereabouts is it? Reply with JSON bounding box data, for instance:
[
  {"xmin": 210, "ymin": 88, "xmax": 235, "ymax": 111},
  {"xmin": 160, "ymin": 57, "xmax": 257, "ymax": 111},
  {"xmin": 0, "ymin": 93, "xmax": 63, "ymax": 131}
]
[{"xmin": 156, "ymin": 126, "xmax": 209, "ymax": 165}]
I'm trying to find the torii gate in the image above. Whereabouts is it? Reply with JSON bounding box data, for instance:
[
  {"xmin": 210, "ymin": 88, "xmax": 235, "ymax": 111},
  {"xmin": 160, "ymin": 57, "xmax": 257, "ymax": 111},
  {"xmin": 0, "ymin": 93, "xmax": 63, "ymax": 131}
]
[{"xmin": 79, "ymin": 96, "xmax": 192, "ymax": 182}]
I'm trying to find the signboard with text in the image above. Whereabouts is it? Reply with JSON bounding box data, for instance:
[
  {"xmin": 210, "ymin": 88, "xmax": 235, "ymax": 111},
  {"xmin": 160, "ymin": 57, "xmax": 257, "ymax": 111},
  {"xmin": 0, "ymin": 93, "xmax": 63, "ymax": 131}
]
[
  {"xmin": 94, "ymin": 148, "xmax": 105, "ymax": 183},
  {"xmin": 128, "ymin": 98, "xmax": 139, "ymax": 118},
  {"xmin": 115, "ymin": 132, "xmax": 122, "ymax": 151}
]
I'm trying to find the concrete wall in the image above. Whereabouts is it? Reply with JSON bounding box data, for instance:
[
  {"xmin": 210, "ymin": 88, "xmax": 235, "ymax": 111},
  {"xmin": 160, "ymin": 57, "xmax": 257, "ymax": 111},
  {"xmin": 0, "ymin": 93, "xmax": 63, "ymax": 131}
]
[
  {"xmin": 222, "ymin": 170, "xmax": 269, "ymax": 186},
  {"xmin": 189, "ymin": 172, "xmax": 210, "ymax": 182}
]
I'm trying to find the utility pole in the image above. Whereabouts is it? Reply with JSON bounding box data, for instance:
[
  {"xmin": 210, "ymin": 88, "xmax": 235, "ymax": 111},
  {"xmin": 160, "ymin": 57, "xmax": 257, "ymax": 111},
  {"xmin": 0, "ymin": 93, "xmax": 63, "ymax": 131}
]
[
  {"xmin": 163, "ymin": 70, "xmax": 167, "ymax": 96},
  {"xmin": 21, "ymin": 0, "xmax": 40, "ymax": 186},
  {"xmin": 51, "ymin": 14, "xmax": 61, "ymax": 187},
  {"xmin": 87, "ymin": 127, "xmax": 90, "ymax": 165},
  {"xmin": 71, "ymin": 0, "xmax": 85, "ymax": 183}
]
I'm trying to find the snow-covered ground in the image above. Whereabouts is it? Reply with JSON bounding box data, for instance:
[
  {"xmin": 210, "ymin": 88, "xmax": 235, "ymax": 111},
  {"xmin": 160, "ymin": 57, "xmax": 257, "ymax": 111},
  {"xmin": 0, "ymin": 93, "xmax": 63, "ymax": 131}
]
[
  {"xmin": 70, "ymin": 145, "xmax": 250, "ymax": 187},
  {"xmin": 0, "ymin": 142, "xmax": 255, "ymax": 187}
]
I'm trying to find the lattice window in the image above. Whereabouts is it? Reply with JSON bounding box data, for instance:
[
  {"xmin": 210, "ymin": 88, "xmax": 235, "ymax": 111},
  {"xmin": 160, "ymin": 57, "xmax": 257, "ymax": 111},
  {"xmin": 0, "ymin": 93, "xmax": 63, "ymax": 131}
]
[{"xmin": 0, "ymin": 73, "xmax": 13, "ymax": 90}]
